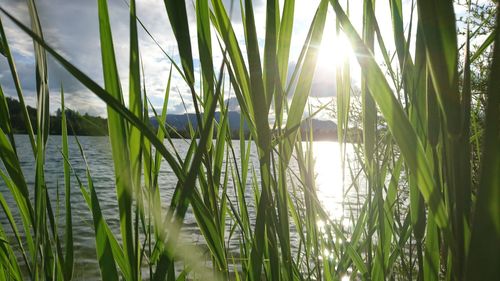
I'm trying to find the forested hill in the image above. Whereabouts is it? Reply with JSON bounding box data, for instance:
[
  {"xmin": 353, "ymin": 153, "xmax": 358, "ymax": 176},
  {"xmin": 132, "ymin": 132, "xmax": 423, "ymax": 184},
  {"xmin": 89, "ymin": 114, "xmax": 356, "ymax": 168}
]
[{"xmin": 5, "ymin": 97, "xmax": 108, "ymax": 136}]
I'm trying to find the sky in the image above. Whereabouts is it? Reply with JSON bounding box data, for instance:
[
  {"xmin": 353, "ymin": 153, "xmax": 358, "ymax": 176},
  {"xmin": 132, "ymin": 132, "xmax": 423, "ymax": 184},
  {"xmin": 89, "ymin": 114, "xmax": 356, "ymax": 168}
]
[{"xmin": 0, "ymin": 0, "xmax": 412, "ymax": 118}]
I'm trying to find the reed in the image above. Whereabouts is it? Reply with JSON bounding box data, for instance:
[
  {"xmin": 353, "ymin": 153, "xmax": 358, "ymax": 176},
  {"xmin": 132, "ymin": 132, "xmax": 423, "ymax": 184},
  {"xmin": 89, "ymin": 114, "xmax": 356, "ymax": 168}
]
[{"xmin": 0, "ymin": 0, "xmax": 499, "ymax": 280}]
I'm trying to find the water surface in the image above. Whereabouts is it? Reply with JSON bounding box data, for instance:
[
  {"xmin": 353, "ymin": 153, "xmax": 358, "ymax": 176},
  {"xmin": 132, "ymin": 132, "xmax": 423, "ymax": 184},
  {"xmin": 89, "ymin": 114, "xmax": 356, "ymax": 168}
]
[{"xmin": 0, "ymin": 135, "xmax": 360, "ymax": 280}]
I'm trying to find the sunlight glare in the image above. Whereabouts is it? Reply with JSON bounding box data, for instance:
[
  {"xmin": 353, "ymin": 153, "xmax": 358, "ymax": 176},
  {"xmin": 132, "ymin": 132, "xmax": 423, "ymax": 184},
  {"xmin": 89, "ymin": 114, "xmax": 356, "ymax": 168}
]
[
  {"xmin": 341, "ymin": 275, "xmax": 350, "ymax": 281},
  {"xmin": 317, "ymin": 31, "xmax": 351, "ymax": 71}
]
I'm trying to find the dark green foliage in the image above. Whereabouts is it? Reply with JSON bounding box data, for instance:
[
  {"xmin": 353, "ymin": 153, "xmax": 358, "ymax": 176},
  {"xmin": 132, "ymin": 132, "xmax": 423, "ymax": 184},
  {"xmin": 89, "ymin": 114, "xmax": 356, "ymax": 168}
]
[{"xmin": 5, "ymin": 97, "xmax": 108, "ymax": 136}]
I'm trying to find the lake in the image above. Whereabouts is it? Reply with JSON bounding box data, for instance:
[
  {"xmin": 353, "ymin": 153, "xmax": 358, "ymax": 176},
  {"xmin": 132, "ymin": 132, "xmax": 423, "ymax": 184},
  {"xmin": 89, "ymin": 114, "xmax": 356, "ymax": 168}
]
[{"xmin": 0, "ymin": 135, "xmax": 361, "ymax": 280}]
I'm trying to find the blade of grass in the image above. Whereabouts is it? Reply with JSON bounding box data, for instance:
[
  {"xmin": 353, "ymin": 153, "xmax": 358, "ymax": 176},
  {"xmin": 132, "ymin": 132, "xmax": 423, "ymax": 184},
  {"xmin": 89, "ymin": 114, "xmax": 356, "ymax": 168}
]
[
  {"xmin": 60, "ymin": 85, "xmax": 73, "ymax": 280},
  {"xmin": 466, "ymin": 3, "xmax": 500, "ymax": 278},
  {"xmin": 26, "ymin": 1, "xmax": 50, "ymax": 277},
  {"xmin": 0, "ymin": 15, "xmax": 36, "ymax": 155},
  {"xmin": 0, "ymin": 177, "xmax": 31, "ymax": 275},
  {"xmin": 329, "ymin": 0, "xmax": 449, "ymax": 229},
  {"xmin": 0, "ymin": 7, "xmax": 185, "ymax": 182},
  {"xmin": 96, "ymin": 0, "xmax": 137, "ymax": 279},
  {"xmin": 128, "ymin": 1, "xmax": 143, "ymax": 278}
]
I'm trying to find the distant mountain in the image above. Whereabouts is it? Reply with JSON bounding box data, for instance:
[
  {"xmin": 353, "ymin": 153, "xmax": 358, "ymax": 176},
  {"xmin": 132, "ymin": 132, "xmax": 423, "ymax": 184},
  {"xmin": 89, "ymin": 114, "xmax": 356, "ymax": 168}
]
[
  {"xmin": 299, "ymin": 119, "xmax": 338, "ymax": 140},
  {"xmin": 300, "ymin": 119, "xmax": 337, "ymax": 132},
  {"xmin": 150, "ymin": 112, "xmax": 347, "ymax": 140},
  {"xmin": 6, "ymin": 95, "xmax": 352, "ymax": 140},
  {"xmin": 149, "ymin": 111, "xmax": 248, "ymax": 131}
]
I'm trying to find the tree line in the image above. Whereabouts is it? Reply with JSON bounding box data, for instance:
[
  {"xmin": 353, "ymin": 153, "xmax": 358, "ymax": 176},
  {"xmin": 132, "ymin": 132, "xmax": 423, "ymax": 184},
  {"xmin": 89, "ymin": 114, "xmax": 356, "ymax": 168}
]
[{"xmin": 5, "ymin": 97, "xmax": 108, "ymax": 136}]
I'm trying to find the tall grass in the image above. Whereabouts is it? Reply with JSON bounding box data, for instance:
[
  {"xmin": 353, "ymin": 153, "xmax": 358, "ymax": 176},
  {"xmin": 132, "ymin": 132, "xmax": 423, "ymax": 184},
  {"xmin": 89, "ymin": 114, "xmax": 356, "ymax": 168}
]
[{"xmin": 0, "ymin": 0, "xmax": 499, "ymax": 280}]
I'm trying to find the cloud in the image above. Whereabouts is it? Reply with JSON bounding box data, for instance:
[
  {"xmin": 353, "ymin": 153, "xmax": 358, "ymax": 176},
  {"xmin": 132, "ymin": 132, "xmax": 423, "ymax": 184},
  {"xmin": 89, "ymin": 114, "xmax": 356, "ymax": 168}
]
[
  {"xmin": 0, "ymin": 0, "xmax": 332, "ymax": 117},
  {"xmin": 0, "ymin": 0, "xmax": 188, "ymax": 116},
  {"xmin": 224, "ymin": 96, "xmax": 240, "ymax": 111}
]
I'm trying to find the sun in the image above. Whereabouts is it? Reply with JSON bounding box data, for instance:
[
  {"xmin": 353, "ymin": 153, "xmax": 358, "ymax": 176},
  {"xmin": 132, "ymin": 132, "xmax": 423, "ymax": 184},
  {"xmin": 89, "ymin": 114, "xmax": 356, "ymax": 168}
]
[{"xmin": 317, "ymin": 31, "xmax": 352, "ymax": 71}]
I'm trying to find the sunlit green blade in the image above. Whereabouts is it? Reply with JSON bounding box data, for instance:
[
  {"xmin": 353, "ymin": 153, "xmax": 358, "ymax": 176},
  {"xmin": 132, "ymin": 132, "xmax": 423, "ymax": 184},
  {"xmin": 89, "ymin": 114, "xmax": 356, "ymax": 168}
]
[
  {"xmin": 274, "ymin": 37, "xmax": 294, "ymax": 278},
  {"xmin": 329, "ymin": 0, "xmax": 448, "ymax": 228},
  {"xmin": 128, "ymin": 1, "xmax": 143, "ymax": 278},
  {"xmin": 470, "ymin": 29, "xmax": 495, "ymax": 63},
  {"xmin": 213, "ymin": 104, "xmax": 228, "ymax": 193},
  {"xmin": 153, "ymin": 59, "xmax": 226, "ymax": 281},
  {"xmin": 277, "ymin": 0, "xmax": 294, "ymax": 87},
  {"xmin": 26, "ymin": 1, "xmax": 50, "ymax": 277},
  {"xmin": 274, "ymin": 0, "xmax": 294, "ymax": 126},
  {"xmin": 283, "ymin": 0, "xmax": 327, "ymax": 166},
  {"xmin": 163, "ymin": 0, "xmax": 194, "ymax": 86},
  {"xmin": 362, "ymin": 0, "xmax": 377, "ymax": 275},
  {"xmin": 196, "ymin": 0, "xmax": 214, "ymax": 100},
  {"xmin": 163, "ymin": 0, "xmax": 205, "ymax": 134},
  {"xmin": 0, "ymin": 133, "xmax": 35, "ymax": 259},
  {"xmin": 240, "ymin": 1, "xmax": 278, "ymax": 277},
  {"xmin": 0, "ymin": 15, "xmax": 36, "ymax": 154},
  {"xmin": 0, "ymin": 85, "xmax": 15, "ymax": 146},
  {"xmin": 0, "ymin": 178, "xmax": 31, "ymax": 275},
  {"xmin": 189, "ymin": 191, "xmax": 226, "ymax": 272},
  {"xmin": 418, "ymin": 2, "xmax": 472, "ymax": 275},
  {"xmin": 210, "ymin": 0, "xmax": 253, "ymax": 119},
  {"xmin": 258, "ymin": 4, "xmax": 294, "ymax": 269},
  {"xmin": 424, "ymin": 211, "xmax": 439, "ymax": 281},
  {"xmin": 60, "ymin": 86, "xmax": 73, "ymax": 280},
  {"xmin": 96, "ymin": 0, "xmax": 137, "ymax": 279},
  {"xmin": 45, "ymin": 181, "xmax": 68, "ymax": 281},
  {"xmin": 71, "ymin": 147, "xmax": 121, "ymax": 280}
]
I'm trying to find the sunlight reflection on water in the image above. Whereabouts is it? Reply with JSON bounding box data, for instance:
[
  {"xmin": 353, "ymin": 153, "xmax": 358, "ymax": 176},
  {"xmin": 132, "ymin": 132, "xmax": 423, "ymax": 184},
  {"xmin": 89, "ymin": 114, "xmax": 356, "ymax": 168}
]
[
  {"xmin": 313, "ymin": 141, "xmax": 361, "ymax": 226},
  {"xmin": 311, "ymin": 141, "xmax": 361, "ymax": 279},
  {"xmin": 313, "ymin": 141, "xmax": 345, "ymax": 221}
]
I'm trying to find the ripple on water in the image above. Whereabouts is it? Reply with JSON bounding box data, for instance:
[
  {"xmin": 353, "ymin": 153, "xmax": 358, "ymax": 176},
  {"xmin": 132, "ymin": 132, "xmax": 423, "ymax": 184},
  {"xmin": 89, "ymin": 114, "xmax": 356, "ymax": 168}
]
[{"xmin": 0, "ymin": 136, "xmax": 361, "ymax": 280}]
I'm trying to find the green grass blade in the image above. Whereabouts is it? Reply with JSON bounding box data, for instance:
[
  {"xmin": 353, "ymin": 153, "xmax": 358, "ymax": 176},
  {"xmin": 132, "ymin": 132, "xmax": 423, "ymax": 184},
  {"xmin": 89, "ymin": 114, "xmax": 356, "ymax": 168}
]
[
  {"xmin": 466, "ymin": 5, "xmax": 500, "ymax": 278},
  {"xmin": 243, "ymin": 0, "xmax": 268, "ymax": 122},
  {"xmin": 277, "ymin": 0, "xmax": 294, "ymax": 87},
  {"xmin": 0, "ymin": 224, "xmax": 23, "ymax": 281},
  {"xmin": 163, "ymin": 0, "xmax": 194, "ymax": 86},
  {"xmin": 424, "ymin": 211, "xmax": 439, "ymax": 281},
  {"xmin": 60, "ymin": 86, "xmax": 73, "ymax": 280},
  {"xmin": 329, "ymin": 0, "xmax": 448, "ymax": 229},
  {"xmin": 96, "ymin": 0, "xmax": 137, "ymax": 279},
  {"xmin": 210, "ymin": 0, "xmax": 253, "ymax": 118},
  {"xmin": 66, "ymin": 132, "xmax": 131, "ymax": 280},
  {"xmin": 153, "ymin": 59, "xmax": 226, "ymax": 281},
  {"xmin": 0, "ymin": 85, "xmax": 15, "ymax": 146},
  {"xmin": 0, "ymin": 133, "xmax": 35, "ymax": 258},
  {"xmin": 76, "ymin": 160, "xmax": 120, "ymax": 280},
  {"xmin": 283, "ymin": 0, "xmax": 328, "ymax": 167},
  {"xmin": 362, "ymin": 0, "xmax": 377, "ymax": 274},
  {"xmin": 128, "ymin": 1, "xmax": 143, "ymax": 278},
  {"xmin": 0, "ymin": 7, "xmax": 184, "ymax": 180},
  {"xmin": 0, "ymin": 181, "xmax": 31, "ymax": 275},
  {"xmin": 274, "ymin": 0, "xmax": 295, "ymax": 125},
  {"xmin": 0, "ymin": 15, "xmax": 36, "ymax": 155},
  {"xmin": 263, "ymin": 0, "xmax": 279, "ymax": 110},
  {"xmin": 470, "ymin": 29, "xmax": 496, "ymax": 64},
  {"xmin": 417, "ymin": 0, "xmax": 460, "ymax": 135},
  {"xmin": 26, "ymin": 1, "xmax": 51, "ymax": 277},
  {"xmin": 196, "ymin": 0, "xmax": 214, "ymax": 100}
]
